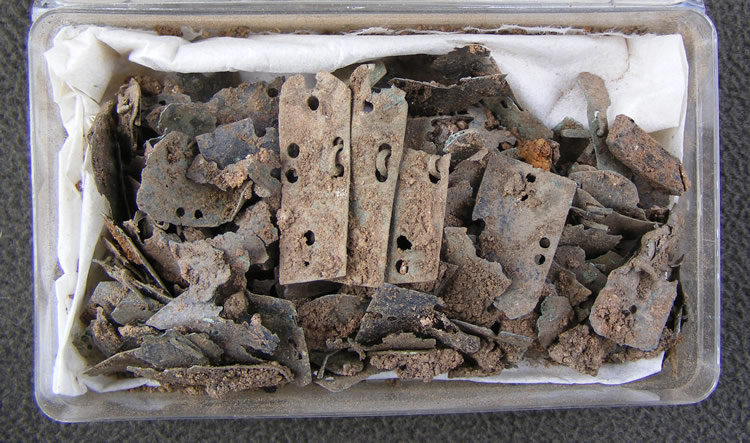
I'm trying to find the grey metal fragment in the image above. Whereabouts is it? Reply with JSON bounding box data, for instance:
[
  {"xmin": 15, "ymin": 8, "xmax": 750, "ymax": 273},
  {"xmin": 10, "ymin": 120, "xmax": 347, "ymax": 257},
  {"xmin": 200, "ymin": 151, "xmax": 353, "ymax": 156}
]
[
  {"xmin": 355, "ymin": 284, "xmax": 480, "ymax": 353},
  {"xmin": 607, "ymin": 114, "xmax": 690, "ymax": 195},
  {"xmin": 559, "ymin": 224, "xmax": 623, "ymax": 258},
  {"xmin": 156, "ymin": 103, "xmax": 217, "ymax": 138},
  {"xmin": 141, "ymin": 227, "xmax": 185, "ymax": 286},
  {"xmin": 94, "ymin": 258, "xmax": 173, "ymax": 305},
  {"xmin": 451, "ymin": 319, "xmax": 534, "ymax": 349},
  {"xmin": 466, "ymin": 105, "xmax": 517, "ymax": 150},
  {"xmin": 277, "ymin": 72, "xmax": 352, "ymax": 284},
  {"xmin": 247, "ymin": 294, "xmax": 312, "ymax": 386},
  {"xmin": 136, "ymin": 131, "xmax": 246, "ymax": 227},
  {"xmin": 444, "ymin": 129, "xmax": 488, "ymax": 166},
  {"xmin": 297, "ymin": 294, "xmax": 367, "ymax": 351},
  {"xmin": 537, "ymin": 295, "xmax": 574, "ymax": 348},
  {"xmin": 385, "ymin": 149, "xmax": 450, "ymax": 284},
  {"xmin": 364, "ymin": 332, "xmax": 437, "ymax": 351},
  {"xmin": 128, "ymin": 362, "xmax": 293, "ymax": 397},
  {"xmin": 589, "ymin": 250, "xmax": 626, "ymax": 275},
  {"xmin": 134, "ymin": 330, "xmax": 210, "ymax": 369},
  {"xmin": 88, "ymin": 100, "xmax": 130, "ymax": 222},
  {"xmin": 391, "ymin": 74, "xmax": 509, "ymax": 116},
  {"xmin": 448, "ymin": 148, "xmax": 490, "ymax": 190},
  {"xmin": 339, "ymin": 64, "xmax": 407, "ymax": 287},
  {"xmin": 572, "ymin": 188, "xmax": 604, "ymax": 210},
  {"xmin": 570, "ymin": 206, "xmax": 659, "ymax": 238},
  {"xmin": 568, "ymin": 170, "xmax": 640, "ymax": 213},
  {"xmin": 89, "ymin": 307, "xmax": 122, "ymax": 357},
  {"xmin": 589, "ymin": 217, "xmax": 682, "ymax": 351},
  {"xmin": 484, "ymin": 95, "xmax": 554, "ymax": 141},
  {"xmin": 311, "ymin": 351, "xmax": 364, "ymax": 377},
  {"xmin": 314, "ymin": 366, "xmax": 381, "ymax": 392},
  {"xmin": 445, "ymin": 180, "xmax": 474, "ymax": 227},
  {"xmin": 84, "ymin": 348, "xmax": 147, "ymax": 377},
  {"xmin": 279, "ymin": 279, "xmax": 342, "ymax": 301},
  {"xmin": 111, "ymin": 291, "xmax": 163, "ymax": 325},
  {"xmin": 87, "ymin": 281, "xmax": 130, "ymax": 318},
  {"xmin": 553, "ymin": 117, "xmax": 590, "ymax": 165},
  {"xmin": 118, "ymin": 324, "xmax": 159, "ymax": 350},
  {"xmin": 195, "ymin": 118, "xmax": 279, "ymax": 169},
  {"xmin": 472, "ymin": 153, "xmax": 577, "ymax": 319},
  {"xmin": 554, "ymin": 245, "xmax": 608, "ymax": 294},
  {"xmin": 206, "ymin": 77, "xmax": 283, "ymax": 130},
  {"xmin": 547, "ymin": 261, "xmax": 592, "ymax": 307},
  {"xmin": 115, "ymin": 78, "xmax": 142, "ymax": 153},
  {"xmin": 185, "ymin": 333, "xmax": 224, "ymax": 364},
  {"xmin": 576, "ymin": 72, "xmax": 630, "ymax": 176}
]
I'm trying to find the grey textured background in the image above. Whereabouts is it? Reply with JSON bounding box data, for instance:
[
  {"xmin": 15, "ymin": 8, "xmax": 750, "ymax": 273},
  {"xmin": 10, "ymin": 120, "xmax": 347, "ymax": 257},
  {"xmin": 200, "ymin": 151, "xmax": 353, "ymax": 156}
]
[{"xmin": 1, "ymin": 1, "xmax": 747, "ymax": 440}]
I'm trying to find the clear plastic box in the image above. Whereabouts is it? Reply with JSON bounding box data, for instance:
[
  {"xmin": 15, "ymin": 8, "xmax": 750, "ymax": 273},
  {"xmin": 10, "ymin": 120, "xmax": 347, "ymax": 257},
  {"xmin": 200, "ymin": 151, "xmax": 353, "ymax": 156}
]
[{"xmin": 28, "ymin": 0, "xmax": 720, "ymax": 421}]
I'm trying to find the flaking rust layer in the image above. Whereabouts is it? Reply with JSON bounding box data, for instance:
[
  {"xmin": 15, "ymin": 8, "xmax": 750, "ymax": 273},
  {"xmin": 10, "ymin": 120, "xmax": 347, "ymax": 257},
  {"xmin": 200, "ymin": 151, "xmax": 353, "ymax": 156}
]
[
  {"xmin": 277, "ymin": 72, "xmax": 352, "ymax": 284},
  {"xmin": 339, "ymin": 64, "xmax": 407, "ymax": 287},
  {"xmin": 473, "ymin": 153, "xmax": 577, "ymax": 319},
  {"xmin": 385, "ymin": 149, "xmax": 450, "ymax": 284}
]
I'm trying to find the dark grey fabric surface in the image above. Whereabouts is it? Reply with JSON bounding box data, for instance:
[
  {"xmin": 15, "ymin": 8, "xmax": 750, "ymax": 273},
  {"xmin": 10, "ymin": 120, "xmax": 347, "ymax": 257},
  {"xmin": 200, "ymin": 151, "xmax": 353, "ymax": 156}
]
[{"xmin": 1, "ymin": 1, "xmax": 747, "ymax": 440}]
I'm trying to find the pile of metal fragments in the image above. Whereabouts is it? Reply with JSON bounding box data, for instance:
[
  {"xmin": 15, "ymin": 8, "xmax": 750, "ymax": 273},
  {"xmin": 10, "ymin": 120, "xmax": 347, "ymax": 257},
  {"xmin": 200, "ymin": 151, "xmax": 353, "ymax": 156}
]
[{"xmin": 78, "ymin": 45, "xmax": 689, "ymax": 396}]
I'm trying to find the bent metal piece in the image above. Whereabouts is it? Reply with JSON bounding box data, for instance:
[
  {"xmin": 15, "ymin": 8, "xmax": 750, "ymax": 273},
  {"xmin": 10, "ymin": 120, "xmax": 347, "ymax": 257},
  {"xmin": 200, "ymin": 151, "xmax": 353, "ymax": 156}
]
[
  {"xmin": 473, "ymin": 153, "xmax": 577, "ymax": 319},
  {"xmin": 385, "ymin": 149, "xmax": 450, "ymax": 284},
  {"xmin": 339, "ymin": 64, "xmax": 408, "ymax": 287},
  {"xmin": 277, "ymin": 72, "xmax": 352, "ymax": 284}
]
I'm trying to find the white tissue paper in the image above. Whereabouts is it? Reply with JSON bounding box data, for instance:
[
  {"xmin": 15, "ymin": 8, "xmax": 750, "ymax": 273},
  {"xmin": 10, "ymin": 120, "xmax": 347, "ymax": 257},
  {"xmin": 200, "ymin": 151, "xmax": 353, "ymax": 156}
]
[{"xmin": 44, "ymin": 26, "xmax": 687, "ymax": 396}]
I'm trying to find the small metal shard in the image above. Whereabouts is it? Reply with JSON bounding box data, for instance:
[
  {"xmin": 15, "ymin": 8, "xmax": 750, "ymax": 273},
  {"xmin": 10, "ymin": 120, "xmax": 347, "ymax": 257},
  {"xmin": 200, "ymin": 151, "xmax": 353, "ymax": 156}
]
[
  {"xmin": 590, "ymin": 217, "xmax": 682, "ymax": 351},
  {"xmin": 88, "ymin": 307, "xmax": 122, "ymax": 357},
  {"xmin": 297, "ymin": 294, "xmax": 368, "ymax": 351},
  {"xmin": 369, "ymin": 349, "xmax": 463, "ymax": 382},
  {"xmin": 156, "ymin": 103, "xmax": 217, "ymax": 138},
  {"xmin": 115, "ymin": 78, "xmax": 142, "ymax": 154},
  {"xmin": 206, "ymin": 77, "xmax": 283, "ymax": 129},
  {"xmin": 110, "ymin": 291, "xmax": 163, "ymax": 325},
  {"xmin": 355, "ymin": 284, "xmax": 480, "ymax": 354},
  {"xmin": 430, "ymin": 44, "xmax": 502, "ymax": 82},
  {"xmin": 128, "ymin": 362, "xmax": 293, "ymax": 397},
  {"xmin": 576, "ymin": 72, "xmax": 630, "ymax": 176},
  {"xmin": 364, "ymin": 332, "xmax": 437, "ymax": 351},
  {"xmin": 132, "ymin": 330, "xmax": 210, "ymax": 370},
  {"xmin": 392, "ymin": 75, "xmax": 508, "ymax": 116},
  {"xmin": 547, "ymin": 261, "xmax": 592, "ymax": 307},
  {"xmin": 448, "ymin": 148, "xmax": 490, "ymax": 190},
  {"xmin": 472, "ymin": 153, "xmax": 577, "ymax": 319},
  {"xmin": 568, "ymin": 170, "xmax": 640, "ymax": 213},
  {"xmin": 247, "ymin": 294, "xmax": 312, "ymax": 386},
  {"xmin": 87, "ymin": 281, "xmax": 130, "ymax": 318},
  {"xmin": 136, "ymin": 131, "xmax": 246, "ymax": 227},
  {"xmin": 444, "ymin": 180, "xmax": 474, "ymax": 227},
  {"xmin": 83, "ymin": 348, "xmax": 146, "ymax": 376},
  {"xmin": 559, "ymin": 224, "xmax": 623, "ymax": 258},
  {"xmin": 311, "ymin": 351, "xmax": 364, "ymax": 377},
  {"xmin": 439, "ymin": 227, "xmax": 511, "ymax": 327},
  {"xmin": 404, "ymin": 116, "xmax": 441, "ymax": 154},
  {"xmin": 588, "ymin": 250, "xmax": 626, "ymax": 275},
  {"xmin": 279, "ymin": 279, "xmax": 342, "ymax": 302},
  {"xmin": 314, "ymin": 366, "xmax": 382, "ymax": 392},
  {"xmin": 484, "ymin": 95, "xmax": 554, "ymax": 141},
  {"xmin": 195, "ymin": 118, "xmax": 280, "ymax": 169},
  {"xmin": 385, "ymin": 149, "xmax": 450, "ymax": 284},
  {"xmin": 554, "ymin": 245, "xmax": 608, "ymax": 295},
  {"xmin": 553, "ymin": 117, "xmax": 590, "ymax": 166},
  {"xmin": 88, "ymin": 100, "xmax": 131, "ymax": 223},
  {"xmin": 339, "ymin": 64, "xmax": 407, "ymax": 287},
  {"xmin": 536, "ymin": 295, "xmax": 574, "ymax": 348},
  {"xmin": 572, "ymin": 188, "xmax": 604, "ymax": 210},
  {"xmin": 277, "ymin": 72, "xmax": 352, "ymax": 284},
  {"xmin": 443, "ymin": 129, "xmax": 488, "ymax": 166},
  {"xmin": 94, "ymin": 258, "xmax": 173, "ymax": 305},
  {"xmin": 607, "ymin": 114, "xmax": 690, "ymax": 195},
  {"xmin": 570, "ymin": 206, "xmax": 659, "ymax": 238}
]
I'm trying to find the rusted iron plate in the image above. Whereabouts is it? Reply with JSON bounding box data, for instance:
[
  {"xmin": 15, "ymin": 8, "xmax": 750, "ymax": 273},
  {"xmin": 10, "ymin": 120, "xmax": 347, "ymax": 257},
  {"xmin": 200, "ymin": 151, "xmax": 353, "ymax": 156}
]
[
  {"xmin": 385, "ymin": 149, "xmax": 450, "ymax": 284},
  {"xmin": 338, "ymin": 64, "xmax": 407, "ymax": 287},
  {"xmin": 607, "ymin": 114, "xmax": 690, "ymax": 195},
  {"xmin": 472, "ymin": 152, "xmax": 577, "ymax": 319},
  {"xmin": 136, "ymin": 131, "xmax": 247, "ymax": 227},
  {"xmin": 277, "ymin": 72, "xmax": 352, "ymax": 284}
]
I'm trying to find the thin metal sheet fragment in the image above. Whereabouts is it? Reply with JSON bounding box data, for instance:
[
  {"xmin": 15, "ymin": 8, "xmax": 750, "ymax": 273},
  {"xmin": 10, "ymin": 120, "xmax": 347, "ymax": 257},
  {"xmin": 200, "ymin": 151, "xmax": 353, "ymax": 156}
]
[
  {"xmin": 607, "ymin": 114, "xmax": 690, "ymax": 195},
  {"xmin": 136, "ymin": 131, "xmax": 246, "ymax": 227},
  {"xmin": 339, "ymin": 64, "xmax": 407, "ymax": 287},
  {"xmin": 391, "ymin": 74, "xmax": 508, "ymax": 116},
  {"xmin": 385, "ymin": 149, "xmax": 450, "ymax": 284},
  {"xmin": 88, "ymin": 100, "xmax": 130, "ymax": 223},
  {"xmin": 247, "ymin": 294, "xmax": 312, "ymax": 386},
  {"xmin": 195, "ymin": 118, "xmax": 279, "ymax": 169},
  {"xmin": 484, "ymin": 95, "xmax": 553, "ymax": 141},
  {"xmin": 559, "ymin": 224, "xmax": 623, "ymax": 258},
  {"xmin": 472, "ymin": 153, "xmax": 577, "ymax": 319},
  {"xmin": 277, "ymin": 72, "xmax": 352, "ymax": 284},
  {"xmin": 206, "ymin": 77, "xmax": 283, "ymax": 129},
  {"xmin": 156, "ymin": 103, "xmax": 217, "ymax": 138},
  {"xmin": 568, "ymin": 170, "xmax": 640, "ymax": 213}
]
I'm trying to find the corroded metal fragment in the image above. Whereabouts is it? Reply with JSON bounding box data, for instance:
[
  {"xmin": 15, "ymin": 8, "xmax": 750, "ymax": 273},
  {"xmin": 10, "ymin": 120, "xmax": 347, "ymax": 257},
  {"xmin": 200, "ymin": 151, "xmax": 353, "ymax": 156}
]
[
  {"xmin": 484, "ymin": 95, "xmax": 553, "ymax": 141},
  {"xmin": 247, "ymin": 294, "xmax": 312, "ymax": 386},
  {"xmin": 129, "ymin": 362, "xmax": 293, "ymax": 397},
  {"xmin": 439, "ymin": 227, "xmax": 511, "ymax": 327},
  {"xmin": 88, "ymin": 100, "xmax": 130, "ymax": 222},
  {"xmin": 385, "ymin": 149, "xmax": 450, "ymax": 284},
  {"xmin": 195, "ymin": 118, "xmax": 279, "ymax": 169},
  {"xmin": 297, "ymin": 294, "xmax": 367, "ymax": 351},
  {"xmin": 472, "ymin": 153, "xmax": 577, "ymax": 319},
  {"xmin": 156, "ymin": 103, "xmax": 217, "ymax": 138},
  {"xmin": 568, "ymin": 170, "xmax": 639, "ymax": 213},
  {"xmin": 136, "ymin": 131, "xmax": 246, "ymax": 227},
  {"xmin": 391, "ymin": 74, "xmax": 509, "ymax": 116},
  {"xmin": 570, "ymin": 206, "xmax": 658, "ymax": 238},
  {"xmin": 548, "ymin": 325, "xmax": 610, "ymax": 376},
  {"xmin": 277, "ymin": 72, "xmax": 352, "ymax": 284},
  {"xmin": 115, "ymin": 78, "xmax": 142, "ymax": 154},
  {"xmin": 206, "ymin": 77, "xmax": 283, "ymax": 129},
  {"xmin": 607, "ymin": 114, "xmax": 690, "ymax": 195},
  {"xmin": 589, "ymin": 216, "xmax": 682, "ymax": 351},
  {"xmin": 559, "ymin": 224, "xmax": 623, "ymax": 258},
  {"xmin": 536, "ymin": 295, "xmax": 574, "ymax": 348},
  {"xmin": 355, "ymin": 284, "xmax": 480, "ymax": 354},
  {"xmin": 339, "ymin": 64, "xmax": 407, "ymax": 287}
]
